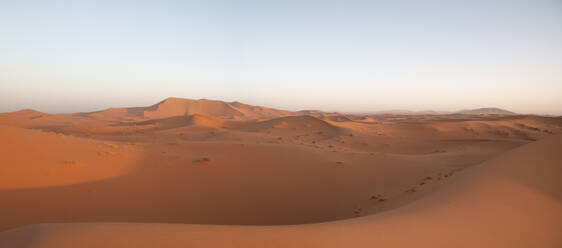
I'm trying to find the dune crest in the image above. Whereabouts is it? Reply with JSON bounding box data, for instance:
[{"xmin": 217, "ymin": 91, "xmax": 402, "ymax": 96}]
[{"xmin": 142, "ymin": 97, "xmax": 293, "ymax": 120}]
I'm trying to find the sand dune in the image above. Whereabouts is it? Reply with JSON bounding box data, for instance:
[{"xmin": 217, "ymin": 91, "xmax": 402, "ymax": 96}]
[
  {"xmin": 115, "ymin": 114, "xmax": 228, "ymax": 130},
  {"xmin": 1, "ymin": 134, "xmax": 560, "ymax": 248},
  {"xmin": 0, "ymin": 109, "xmax": 46, "ymax": 118},
  {"xmin": 141, "ymin": 97, "xmax": 292, "ymax": 120},
  {"xmin": 240, "ymin": 115, "xmax": 338, "ymax": 132},
  {"xmin": 0, "ymin": 98, "xmax": 561, "ymax": 247},
  {"xmin": 0, "ymin": 126, "xmax": 138, "ymax": 189},
  {"xmin": 143, "ymin": 98, "xmax": 245, "ymax": 119},
  {"xmin": 79, "ymin": 97, "xmax": 292, "ymax": 122}
]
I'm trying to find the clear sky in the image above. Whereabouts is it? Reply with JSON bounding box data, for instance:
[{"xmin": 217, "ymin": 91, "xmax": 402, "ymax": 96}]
[{"xmin": 1, "ymin": 0, "xmax": 561, "ymax": 115}]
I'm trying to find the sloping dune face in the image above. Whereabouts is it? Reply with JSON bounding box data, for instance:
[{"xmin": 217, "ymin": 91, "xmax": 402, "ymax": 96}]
[
  {"xmin": 238, "ymin": 115, "xmax": 341, "ymax": 143},
  {"xmin": 0, "ymin": 126, "xmax": 140, "ymax": 189},
  {"xmin": 241, "ymin": 115, "xmax": 339, "ymax": 133},
  {"xmin": 143, "ymin": 98, "xmax": 244, "ymax": 119},
  {"xmin": 1, "ymin": 134, "xmax": 560, "ymax": 248},
  {"xmin": 228, "ymin": 101, "xmax": 294, "ymax": 120},
  {"xmin": 114, "ymin": 114, "xmax": 228, "ymax": 131}
]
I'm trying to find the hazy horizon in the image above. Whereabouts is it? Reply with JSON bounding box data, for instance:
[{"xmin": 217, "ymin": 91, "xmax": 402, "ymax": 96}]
[
  {"xmin": 0, "ymin": 96, "xmax": 551, "ymax": 116},
  {"xmin": 1, "ymin": 0, "xmax": 561, "ymax": 115}
]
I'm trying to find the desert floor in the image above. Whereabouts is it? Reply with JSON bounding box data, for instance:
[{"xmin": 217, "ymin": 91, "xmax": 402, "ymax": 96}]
[{"xmin": 0, "ymin": 98, "xmax": 561, "ymax": 247}]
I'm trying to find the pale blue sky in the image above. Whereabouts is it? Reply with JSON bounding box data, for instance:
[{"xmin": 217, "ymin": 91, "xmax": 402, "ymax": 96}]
[{"xmin": 1, "ymin": 0, "xmax": 561, "ymax": 114}]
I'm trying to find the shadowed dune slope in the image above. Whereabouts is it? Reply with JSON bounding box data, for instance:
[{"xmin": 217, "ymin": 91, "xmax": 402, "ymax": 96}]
[{"xmin": 1, "ymin": 134, "xmax": 560, "ymax": 248}]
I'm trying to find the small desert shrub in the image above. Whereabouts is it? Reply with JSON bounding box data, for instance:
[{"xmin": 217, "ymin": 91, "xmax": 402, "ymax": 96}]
[
  {"xmin": 103, "ymin": 143, "xmax": 119, "ymax": 149},
  {"xmin": 193, "ymin": 157, "xmax": 211, "ymax": 163}
]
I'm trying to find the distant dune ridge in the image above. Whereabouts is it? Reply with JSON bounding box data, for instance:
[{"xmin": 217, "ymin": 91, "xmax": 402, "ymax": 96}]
[
  {"xmin": 362, "ymin": 107, "xmax": 517, "ymax": 116},
  {"xmin": 366, "ymin": 109, "xmax": 453, "ymax": 115},
  {"xmin": 0, "ymin": 97, "xmax": 561, "ymax": 248},
  {"xmin": 2, "ymin": 97, "xmax": 525, "ymax": 120},
  {"xmin": 456, "ymin": 107, "xmax": 516, "ymax": 115},
  {"xmin": 100, "ymin": 97, "xmax": 293, "ymax": 120},
  {"xmin": 137, "ymin": 99, "xmax": 517, "ymax": 118}
]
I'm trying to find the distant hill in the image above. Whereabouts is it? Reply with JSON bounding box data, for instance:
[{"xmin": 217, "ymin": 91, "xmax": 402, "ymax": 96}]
[
  {"xmin": 363, "ymin": 110, "xmax": 451, "ymax": 115},
  {"xmin": 359, "ymin": 108, "xmax": 516, "ymax": 116},
  {"xmin": 0, "ymin": 109, "xmax": 46, "ymax": 119},
  {"xmin": 456, "ymin": 108, "xmax": 516, "ymax": 115},
  {"xmin": 4, "ymin": 99, "xmax": 520, "ymax": 121}
]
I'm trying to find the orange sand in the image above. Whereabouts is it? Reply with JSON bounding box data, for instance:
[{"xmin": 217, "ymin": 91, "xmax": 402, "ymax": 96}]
[{"xmin": 0, "ymin": 98, "xmax": 560, "ymax": 247}]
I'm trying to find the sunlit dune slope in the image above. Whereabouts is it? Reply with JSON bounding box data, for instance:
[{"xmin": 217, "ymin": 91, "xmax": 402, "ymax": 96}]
[{"xmin": 0, "ymin": 126, "xmax": 139, "ymax": 189}]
